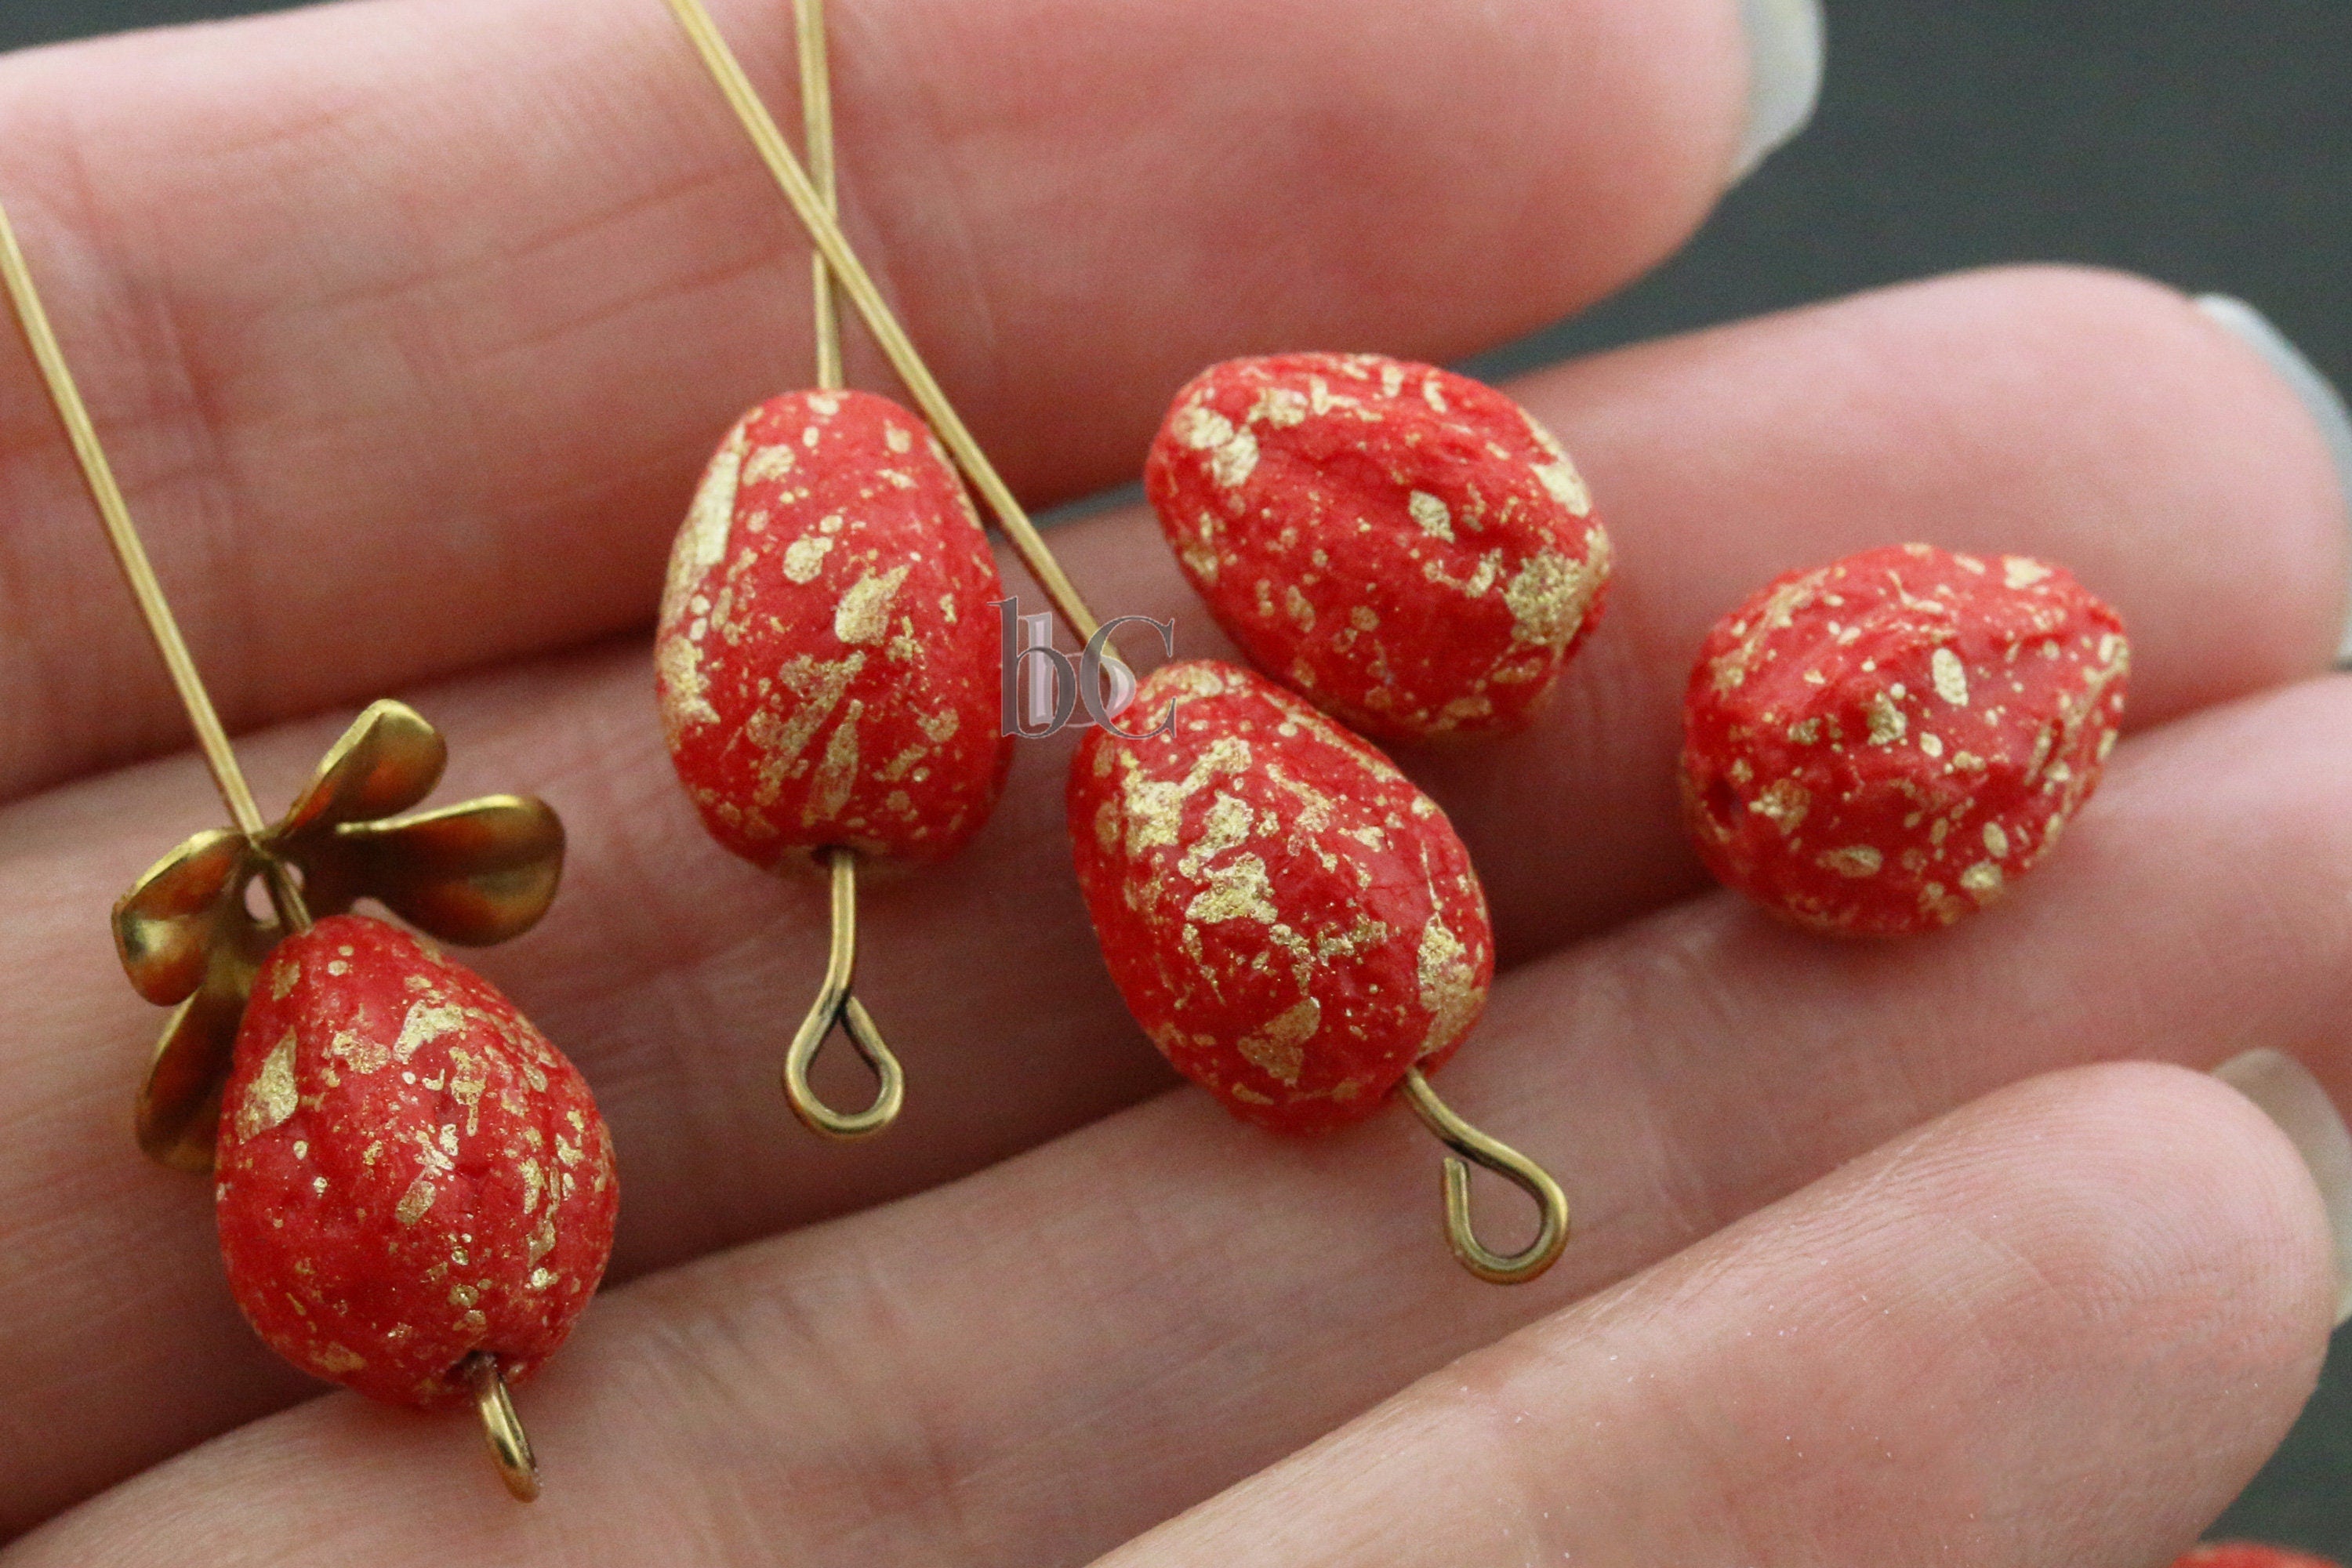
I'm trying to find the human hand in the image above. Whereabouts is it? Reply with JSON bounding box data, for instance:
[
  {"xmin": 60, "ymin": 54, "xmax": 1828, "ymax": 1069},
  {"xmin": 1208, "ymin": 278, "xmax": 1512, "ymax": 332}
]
[{"xmin": 2, "ymin": 0, "xmax": 2350, "ymax": 1562}]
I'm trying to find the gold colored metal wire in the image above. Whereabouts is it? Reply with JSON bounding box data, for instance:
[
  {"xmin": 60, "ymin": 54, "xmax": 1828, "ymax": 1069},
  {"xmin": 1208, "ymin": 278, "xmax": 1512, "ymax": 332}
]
[
  {"xmin": 0, "ymin": 200, "xmax": 312, "ymax": 935},
  {"xmin": 7, "ymin": 198, "xmax": 557, "ymax": 1497},
  {"xmin": 796, "ymin": 0, "xmax": 843, "ymax": 393},
  {"xmin": 1397, "ymin": 1069, "xmax": 1570, "ymax": 1285},
  {"xmin": 662, "ymin": 0, "xmax": 1102, "ymax": 644},
  {"xmin": 773, "ymin": 0, "xmax": 904, "ymax": 1138},
  {"xmin": 464, "ymin": 1353, "xmax": 543, "ymax": 1503},
  {"xmin": 782, "ymin": 848, "xmax": 906, "ymax": 1138}
]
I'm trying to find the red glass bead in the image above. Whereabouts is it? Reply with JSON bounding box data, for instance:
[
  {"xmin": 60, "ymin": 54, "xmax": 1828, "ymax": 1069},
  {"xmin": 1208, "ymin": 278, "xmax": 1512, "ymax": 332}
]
[
  {"xmin": 1145, "ymin": 353, "xmax": 1611, "ymax": 745},
  {"xmin": 1069, "ymin": 659, "xmax": 1493, "ymax": 1134},
  {"xmin": 215, "ymin": 914, "xmax": 617, "ymax": 1409},
  {"xmin": 1681, "ymin": 543, "xmax": 2129, "ymax": 935},
  {"xmin": 2175, "ymin": 1549, "xmax": 2343, "ymax": 1568},
  {"xmin": 655, "ymin": 389, "xmax": 1013, "ymax": 869}
]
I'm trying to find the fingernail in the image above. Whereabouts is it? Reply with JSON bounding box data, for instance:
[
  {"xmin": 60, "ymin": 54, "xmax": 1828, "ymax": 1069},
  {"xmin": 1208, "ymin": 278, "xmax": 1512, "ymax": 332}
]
[
  {"xmin": 2194, "ymin": 296, "xmax": 2352, "ymax": 664},
  {"xmin": 1731, "ymin": 0, "xmax": 1826, "ymax": 183},
  {"xmin": 2216, "ymin": 1048, "xmax": 2352, "ymax": 1326}
]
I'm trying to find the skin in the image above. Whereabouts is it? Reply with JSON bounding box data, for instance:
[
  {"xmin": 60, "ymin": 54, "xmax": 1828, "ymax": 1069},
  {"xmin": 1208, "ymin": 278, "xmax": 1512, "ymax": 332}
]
[{"xmin": 0, "ymin": 0, "xmax": 2348, "ymax": 1561}]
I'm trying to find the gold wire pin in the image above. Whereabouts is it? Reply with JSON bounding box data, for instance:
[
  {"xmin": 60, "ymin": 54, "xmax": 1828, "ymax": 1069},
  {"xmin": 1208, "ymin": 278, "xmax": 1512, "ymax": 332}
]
[
  {"xmin": 0, "ymin": 205, "xmax": 298, "ymax": 909},
  {"xmin": 796, "ymin": 0, "xmax": 843, "ymax": 394},
  {"xmin": 0, "ymin": 198, "xmax": 551, "ymax": 1497},
  {"xmin": 1398, "ymin": 1069, "xmax": 1570, "ymax": 1285},
  {"xmin": 762, "ymin": 0, "xmax": 908, "ymax": 1140}
]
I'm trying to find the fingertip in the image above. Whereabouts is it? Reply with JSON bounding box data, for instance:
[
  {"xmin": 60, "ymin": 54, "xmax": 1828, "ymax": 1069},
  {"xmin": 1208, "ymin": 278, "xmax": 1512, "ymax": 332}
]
[
  {"xmin": 2216, "ymin": 1050, "xmax": 2352, "ymax": 1327},
  {"xmin": 1730, "ymin": 0, "xmax": 1824, "ymax": 183},
  {"xmin": 1990, "ymin": 1062, "xmax": 2339, "ymax": 1363},
  {"xmin": 2194, "ymin": 296, "xmax": 2352, "ymax": 664}
]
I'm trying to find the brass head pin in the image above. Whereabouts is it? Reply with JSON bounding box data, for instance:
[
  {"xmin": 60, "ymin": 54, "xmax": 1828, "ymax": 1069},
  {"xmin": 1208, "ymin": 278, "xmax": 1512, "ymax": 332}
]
[
  {"xmin": 0, "ymin": 197, "xmax": 565, "ymax": 1497},
  {"xmin": 758, "ymin": 0, "xmax": 908, "ymax": 1139}
]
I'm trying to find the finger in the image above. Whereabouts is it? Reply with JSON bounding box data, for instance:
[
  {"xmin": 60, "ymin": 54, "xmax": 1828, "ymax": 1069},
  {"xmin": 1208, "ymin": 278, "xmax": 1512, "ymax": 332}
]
[
  {"xmin": 6, "ymin": 1068, "xmax": 2336, "ymax": 1563},
  {"xmin": 1095, "ymin": 1065, "xmax": 2335, "ymax": 1568},
  {"xmin": 0, "ymin": 0, "xmax": 1757, "ymax": 798},
  {"xmin": 5, "ymin": 659, "xmax": 2347, "ymax": 1542},
  {"xmin": 1, "ymin": 261, "xmax": 2346, "ymax": 1523}
]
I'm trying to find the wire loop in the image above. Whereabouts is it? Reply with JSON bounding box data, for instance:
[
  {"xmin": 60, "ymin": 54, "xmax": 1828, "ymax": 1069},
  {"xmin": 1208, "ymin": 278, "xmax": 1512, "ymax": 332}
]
[
  {"xmin": 464, "ymin": 1352, "xmax": 541, "ymax": 1503},
  {"xmin": 1397, "ymin": 1069, "xmax": 1570, "ymax": 1285},
  {"xmin": 782, "ymin": 849, "xmax": 906, "ymax": 1139}
]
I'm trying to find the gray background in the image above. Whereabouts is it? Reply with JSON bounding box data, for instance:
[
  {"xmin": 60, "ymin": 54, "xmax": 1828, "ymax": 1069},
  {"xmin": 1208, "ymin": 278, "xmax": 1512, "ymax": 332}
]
[{"xmin": 2, "ymin": 0, "xmax": 2347, "ymax": 1552}]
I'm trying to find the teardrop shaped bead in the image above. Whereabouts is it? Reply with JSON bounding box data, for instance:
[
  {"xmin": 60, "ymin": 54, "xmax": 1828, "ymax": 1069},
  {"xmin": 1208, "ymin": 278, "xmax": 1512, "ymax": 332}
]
[
  {"xmin": 1681, "ymin": 543, "xmax": 2129, "ymax": 935},
  {"xmin": 1146, "ymin": 353, "xmax": 1612, "ymax": 745},
  {"xmin": 215, "ymin": 913, "xmax": 617, "ymax": 1409},
  {"xmin": 1069, "ymin": 659, "xmax": 1494, "ymax": 1134},
  {"xmin": 656, "ymin": 390, "xmax": 1014, "ymax": 869}
]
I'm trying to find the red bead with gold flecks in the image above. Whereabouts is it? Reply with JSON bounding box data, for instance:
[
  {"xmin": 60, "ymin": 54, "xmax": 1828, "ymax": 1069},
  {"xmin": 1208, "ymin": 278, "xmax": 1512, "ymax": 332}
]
[
  {"xmin": 656, "ymin": 390, "xmax": 1013, "ymax": 869},
  {"xmin": 1069, "ymin": 659, "xmax": 1493, "ymax": 1134},
  {"xmin": 1145, "ymin": 353, "xmax": 1611, "ymax": 745},
  {"xmin": 215, "ymin": 914, "xmax": 617, "ymax": 1410},
  {"xmin": 1681, "ymin": 543, "xmax": 2129, "ymax": 936}
]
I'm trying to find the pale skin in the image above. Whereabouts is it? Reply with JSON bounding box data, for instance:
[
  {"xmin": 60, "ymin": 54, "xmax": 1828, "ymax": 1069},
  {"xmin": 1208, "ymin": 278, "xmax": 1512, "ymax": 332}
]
[{"xmin": 1, "ymin": 0, "xmax": 2350, "ymax": 1562}]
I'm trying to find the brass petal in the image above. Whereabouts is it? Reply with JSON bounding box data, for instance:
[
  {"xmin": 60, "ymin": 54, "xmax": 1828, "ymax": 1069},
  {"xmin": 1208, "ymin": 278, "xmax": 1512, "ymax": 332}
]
[
  {"xmin": 270, "ymin": 700, "xmax": 446, "ymax": 843},
  {"xmin": 132, "ymin": 895, "xmax": 274, "ymax": 1171},
  {"xmin": 329, "ymin": 795, "xmax": 565, "ymax": 946},
  {"xmin": 135, "ymin": 988, "xmax": 241, "ymax": 1173},
  {"xmin": 112, "ymin": 829, "xmax": 253, "ymax": 1007},
  {"xmin": 111, "ymin": 698, "xmax": 567, "ymax": 1172}
]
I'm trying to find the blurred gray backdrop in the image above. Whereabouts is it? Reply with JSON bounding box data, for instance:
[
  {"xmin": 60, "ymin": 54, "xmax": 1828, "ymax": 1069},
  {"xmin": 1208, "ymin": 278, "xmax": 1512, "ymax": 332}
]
[{"xmin": 1, "ymin": 0, "xmax": 2347, "ymax": 1552}]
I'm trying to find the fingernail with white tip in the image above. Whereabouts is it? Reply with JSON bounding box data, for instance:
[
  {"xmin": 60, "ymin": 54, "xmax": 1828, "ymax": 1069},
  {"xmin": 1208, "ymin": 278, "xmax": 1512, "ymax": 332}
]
[
  {"xmin": 2195, "ymin": 296, "xmax": 2352, "ymax": 664},
  {"xmin": 1731, "ymin": 0, "xmax": 1825, "ymax": 183},
  {"xmin": 2216, "ymin": 1049, "xmax": 2352, "ymax": 1326}
]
